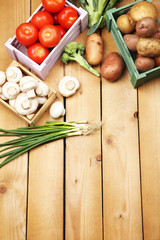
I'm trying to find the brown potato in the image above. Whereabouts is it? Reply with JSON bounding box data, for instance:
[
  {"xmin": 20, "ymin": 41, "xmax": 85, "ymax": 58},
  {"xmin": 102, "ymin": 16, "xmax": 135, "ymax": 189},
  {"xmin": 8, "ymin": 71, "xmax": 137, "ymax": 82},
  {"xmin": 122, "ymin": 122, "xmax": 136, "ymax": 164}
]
[
  {"xmin": 130, "ymin": 1, "xmax": 158, "ymax": 22},
  {"xmin": 136, "ymin": 53, "xmax": 142, "ymax": 58},
  {"xmin": 136, "ymin": 17, "xmax": 157, "ymax": 37},
  {"xmin": 153, "ymin": 23, "xmax": 160, "ymax": 39},
  {"xmin": 100, "ymin": 52, "xmax": 125, "ymax": 82},
  {"xmin": 154, "ymin": 56, "xmax": 160, "ymax": 67},
  {"xmin": 136, "ymin": 38, "xmax": 160, "ymax": 57},
  {"xmin": 123, "ymin": 34, "xmax": 140, "ymax": 51},
  {"xmin": 85, "ymin": 33, "xmax": 103, "ymax": 65},
  {"xmin": 135, "ymin": 56, "xmax": 155, "ymax": 72},
  {"xmin": 116, "ymin": 14, "xmax": 135, "ymax": 34}
]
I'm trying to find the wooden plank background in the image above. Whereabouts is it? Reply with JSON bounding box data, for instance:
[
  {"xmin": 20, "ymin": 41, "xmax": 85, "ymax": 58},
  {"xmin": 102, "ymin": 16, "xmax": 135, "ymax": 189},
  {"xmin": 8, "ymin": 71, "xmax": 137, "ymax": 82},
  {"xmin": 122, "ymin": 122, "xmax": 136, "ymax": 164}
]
[{"xmin": 0, "ymin": 0, "xmax": 160, "ymax": 239}]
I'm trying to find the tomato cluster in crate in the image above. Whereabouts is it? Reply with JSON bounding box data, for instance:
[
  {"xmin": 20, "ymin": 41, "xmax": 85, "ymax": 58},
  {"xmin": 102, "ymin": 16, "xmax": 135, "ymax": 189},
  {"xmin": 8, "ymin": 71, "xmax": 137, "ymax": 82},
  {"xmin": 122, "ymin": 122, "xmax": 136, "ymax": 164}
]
[
  {"xmin": 16, "ymin": 0, "xmax": 79, "ymax": 64},
  {"xmin": 5, "ymin": 1, "xmax": 88, "ymax": 80},
  {"xmin": 0, "ymin": 61, "xmax": 56, "ymax": 125}
]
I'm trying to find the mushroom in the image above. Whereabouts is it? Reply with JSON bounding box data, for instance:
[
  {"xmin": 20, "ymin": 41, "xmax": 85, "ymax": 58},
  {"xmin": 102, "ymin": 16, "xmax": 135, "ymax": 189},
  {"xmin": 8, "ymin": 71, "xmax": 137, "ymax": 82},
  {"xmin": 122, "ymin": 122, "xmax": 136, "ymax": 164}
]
[
  {"xmin": 20, "ymin": 76, "xmax": 38, "ymax": 99},
  {"xmin": 6, "ymin": 66, "xmax": 22, "ymax": 83},
  {"xmin": 49, "ymin": 101, "xmax": 65, "ymax": 119},
  {"xmin": 37, "ymin": 96, "xmax": 48, "ymax": 105},
  {"xmin": 0, "ymin": 71, "xmax": 6, "ymax": 86},
  {"xmin": 0, "ymin": 94, "xmax": 8, "ymax": 101},
  {"xmin": 2, "ymin": 82, "xmax": 20, "ymax": 100},
  {"xmin": 26, "ymin": 113, "xmax": 35, "ymax": 120},
  {"xmin": 9, "ymin": 99, "xmax": 16, "ymax": 108},
  {"xmin": 58, "ymin": 76, "xmax": 80, "ymax": 97},
  {"xmin": 35, "ymin": 82, "xmax": 49, "ymax": 97},
  {"xmin": 15, "ymin": 93, "xmax": 39, "ymax": 115}
]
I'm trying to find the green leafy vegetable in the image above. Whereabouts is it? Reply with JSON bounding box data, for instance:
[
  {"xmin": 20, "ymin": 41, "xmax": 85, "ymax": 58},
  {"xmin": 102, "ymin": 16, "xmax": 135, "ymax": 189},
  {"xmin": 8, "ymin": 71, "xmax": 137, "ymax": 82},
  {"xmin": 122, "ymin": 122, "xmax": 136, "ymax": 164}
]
[
  {"xmin": 61, "ymin": 42, "xmax": 100, "ymax": 77},
  {"xmin": 69, "ymin": 0, "xmax": 123, "ymax": 35},
  {"xmin": 0, "ymin": 121, "xmax": 102, "ymax": 168}
]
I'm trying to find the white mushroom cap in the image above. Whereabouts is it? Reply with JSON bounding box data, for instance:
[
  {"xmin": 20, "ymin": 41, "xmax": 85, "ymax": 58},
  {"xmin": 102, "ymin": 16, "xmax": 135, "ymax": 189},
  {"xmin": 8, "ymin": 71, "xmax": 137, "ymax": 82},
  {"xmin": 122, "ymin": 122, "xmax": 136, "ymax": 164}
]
[
  {"xmin": 15, "ymin": 93, "xmax": 39, "ymax": 115},
  {"xmin": 36, "ymin": 82, "xmax": 49, "ymax": 97},
  {"xmin": 2, "ymin": 82, "xmax": 20, "ymax": 100},
  {"xmin": 58, "ymin": 76, "xmax": 80, "ymax": 97},
  {"xmin": 0, "ymin": 94, "xmax": 8, "ymax": 101},
  {"xmin": 0, "ymin": 71, "xmax": 6, "ymax": 86},
  {"xmin": 20, "ymin": 76, "xmax": 38, "ymax": 99},
  {"xmin": 37, "ymin": 96, "xmax": 48, "ymax": 105},
  {"xmin": 20, "ymin": 76, "xmax": 38, "ymax": 89},
  {"xmin": 49, "ymin": 101, "xmax": 65, "ymax": 119},
  {"xmin": 6, "ymin": 66, "xmax": 22, "ymax": 83},
  {"xmin": 9, "ymin": 99, "xmax": 16, "ymax": 108}
]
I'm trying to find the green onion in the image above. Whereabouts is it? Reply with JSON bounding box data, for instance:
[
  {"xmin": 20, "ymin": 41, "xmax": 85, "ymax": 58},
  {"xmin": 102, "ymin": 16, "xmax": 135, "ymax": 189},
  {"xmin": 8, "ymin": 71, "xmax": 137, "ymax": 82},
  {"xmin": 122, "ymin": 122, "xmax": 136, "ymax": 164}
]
[{"xmin": 0, "ymin": 121, "xmax": 102, "ymax": 168}]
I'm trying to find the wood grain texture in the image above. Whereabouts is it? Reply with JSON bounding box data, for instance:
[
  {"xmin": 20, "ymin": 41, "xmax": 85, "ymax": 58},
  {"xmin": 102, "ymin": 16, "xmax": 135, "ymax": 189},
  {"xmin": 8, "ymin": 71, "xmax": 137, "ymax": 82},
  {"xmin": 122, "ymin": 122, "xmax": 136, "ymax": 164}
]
[
  {"xmin": 1, "ymin": 0, "xmax": 160, "ymax": 239},
  {"xmin": 65, "ymin": 29, "xmax": 102, "ymax": 240},
  {"xmin": 0, "ymin": 0, "xmax": 30, "ymax": 239},
  {"xmin": 139, "ymin": 1, "xmax": 160, "ymax": 239},
  {"xmin": 26, "ymin": 3, "xmax": 64, "ymax": 240},
  {"xmin": 26, "ymin": 1, "xmax": 64, "ymax": 239},
  {"xmin": 102, "ymin": 0, "xmax": 143, "ymax": 239},
  {"xmin": 27, "ymin": 59, "xmax": 64, "ymax": 240}
]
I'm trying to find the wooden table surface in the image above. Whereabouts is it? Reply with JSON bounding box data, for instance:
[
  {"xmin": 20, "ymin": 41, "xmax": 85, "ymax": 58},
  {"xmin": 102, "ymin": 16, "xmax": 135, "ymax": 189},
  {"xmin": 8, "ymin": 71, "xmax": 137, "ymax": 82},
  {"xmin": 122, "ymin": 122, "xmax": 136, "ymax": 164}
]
[{"xmin": 0, "ymin": 0, "xmax": 160, "ymax": 239}]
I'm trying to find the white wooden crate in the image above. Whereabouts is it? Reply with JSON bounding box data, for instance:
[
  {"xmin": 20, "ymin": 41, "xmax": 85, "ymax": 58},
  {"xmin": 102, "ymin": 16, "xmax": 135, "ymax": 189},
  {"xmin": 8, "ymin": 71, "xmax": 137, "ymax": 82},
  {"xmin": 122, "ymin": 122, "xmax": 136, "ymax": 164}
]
[
  {"xmin": 0, "ymin": 61, "xmax": 56, "ymax": 125},
  {"xmin": 5, "ymin": 1, "xmax": 88, "ymax": 80}
]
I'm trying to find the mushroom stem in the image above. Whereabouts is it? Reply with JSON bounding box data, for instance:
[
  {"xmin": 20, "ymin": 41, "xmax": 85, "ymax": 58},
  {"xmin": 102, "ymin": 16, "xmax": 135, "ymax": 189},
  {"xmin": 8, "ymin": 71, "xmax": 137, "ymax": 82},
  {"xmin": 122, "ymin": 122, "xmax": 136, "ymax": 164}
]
[{"xmin": 26, "ymin": 89, "xmax": 36, "ymax": 99}]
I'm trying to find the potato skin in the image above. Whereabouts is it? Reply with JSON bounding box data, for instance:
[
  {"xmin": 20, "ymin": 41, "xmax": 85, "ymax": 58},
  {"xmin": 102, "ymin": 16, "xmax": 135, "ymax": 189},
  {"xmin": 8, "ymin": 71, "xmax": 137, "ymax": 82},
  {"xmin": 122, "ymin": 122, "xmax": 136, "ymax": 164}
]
[
  {"xmin": 153, "ymin": 23, "xmax": 160, "ymax": 39},
  {"xmin": 136, "ymin": 38, "xmax": 160, "ymax": 57},
  {"xmin": 117, "ymin": 14, "xmax": 135, "ymax": 34},
  {"xmin": 135, "ymin": 56, "xmax": 155, "ymax": 72},
  {"xmin": 85, "ymin": 33, "xmax": 103, "ymax": 65},
  {"xmin": 100, "ymin": 52, "xmax": 125, "ymax": 82},
  {"xmin": 154, "ymin": 56, "xmax": 160, "ymax": 67},
  {"xmin": 136, "ymin": 17, "xmax": 157, "ymax": 37},
  {"xmin": 123, "ymin": 34, "xmax": 140, "ymax": 51},
  {"xmin": 130, "ymin": 1, "xmax": 158, "ymax": 22}
]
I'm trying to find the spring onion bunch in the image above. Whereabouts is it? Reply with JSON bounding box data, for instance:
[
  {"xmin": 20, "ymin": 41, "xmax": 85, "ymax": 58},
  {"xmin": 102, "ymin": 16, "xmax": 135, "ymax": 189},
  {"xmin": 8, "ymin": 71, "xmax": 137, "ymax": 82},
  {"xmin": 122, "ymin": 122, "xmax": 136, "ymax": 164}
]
[{"xmin": 0, "ymin": 121, "xmax": 102, "ymax": 168}]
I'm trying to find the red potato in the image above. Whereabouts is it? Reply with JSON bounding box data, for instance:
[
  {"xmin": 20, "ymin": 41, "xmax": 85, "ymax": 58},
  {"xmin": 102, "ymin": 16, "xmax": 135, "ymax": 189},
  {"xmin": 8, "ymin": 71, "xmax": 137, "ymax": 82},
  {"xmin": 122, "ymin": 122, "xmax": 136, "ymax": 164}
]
[
  {"xmin": 123, "ymin": 34, "xmax": 140, "ymax": 52},
  {"xmin": 135, "ymin": 56, "xmax": 155, "ymax": 72},
  {"xmin": 136, "ymin": 17, "xmax": 158, "ymax": 37},
  {"xmin": 154, "ymin": 56, "xmax": 160, "ymax": 67},
  {"xmin": 153, "ymin": 23, "xmax": 160, "ymax": 39},
  {"xmin": 100, "ymin": 52, "xmax": 125, "ymax": 82}
]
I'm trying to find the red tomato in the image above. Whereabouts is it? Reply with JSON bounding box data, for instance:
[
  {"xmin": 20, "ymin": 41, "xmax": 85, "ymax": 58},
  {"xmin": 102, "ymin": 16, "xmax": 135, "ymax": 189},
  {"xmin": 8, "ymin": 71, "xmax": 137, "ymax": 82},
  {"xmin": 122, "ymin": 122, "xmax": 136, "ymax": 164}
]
[
  {"xmin": 52, "ymin": 13, "xmax": 59, "ymax": 25},
  {"xmin": 58, "ymin": 7, "xmax": 78, "ymax": 29},
  {"xmin": 38, "ymin": 25, "xmax": 61, "ymax": 48},
  {"xmin": 56, "ymin": 25, "xmax": 66, "ymax": 38},
  {"xmin": 42, "ymin": 0, "xmax": 65, "ymax": 13},
  {"xmin": 16, "ymin": 22, "xmax": 38, "ymax": 47},
  {"xmin": 28, "ymin": 42, "xmax": 49, "ymax": 64},
  {"xmin": 31, "ymin": 10, "xmax": 54, "ymax": 29}
]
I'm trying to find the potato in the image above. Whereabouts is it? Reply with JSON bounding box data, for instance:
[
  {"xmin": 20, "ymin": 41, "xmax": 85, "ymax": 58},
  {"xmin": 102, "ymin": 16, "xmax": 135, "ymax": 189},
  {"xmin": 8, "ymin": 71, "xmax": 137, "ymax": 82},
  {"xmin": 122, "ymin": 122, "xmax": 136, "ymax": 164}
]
[
  {"xmin": 154, "ymin": 56, "xmax": 160, "ymax": 67},
  {"xmin": 136, "ymin": 38, "xmax": 160, "ymax": 57},
  {"xmin": 129, "ymin": 1, "xmax": 158, "ymax": 22},
  {"xmin": 135, "ymin": 56, "xmax": 155, "ymax": 72},
  {"xmin": 100, "ymin": 52, "xmax": 125, "ymax": 82},
  {"xmin": 116, "ymin": 14, "xmax": 135, "ymax": 34},
  {"xmin": 136, "ymin": 53, "xmax": 142, "ymax": 58},
  {"xmin": 153, "ymin": 23, "xmax": 160, "ymax": 39},
  {"xmin": 85, "ymin": 33, "xmax": 103, "ymax": 65},
  {"xmin": 123, "ymin": 34, "xmax": 140, "ymax": 51},
  {"xmin": 136, "ymin": 17, "xmax": 157, "ymax": 37}
]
